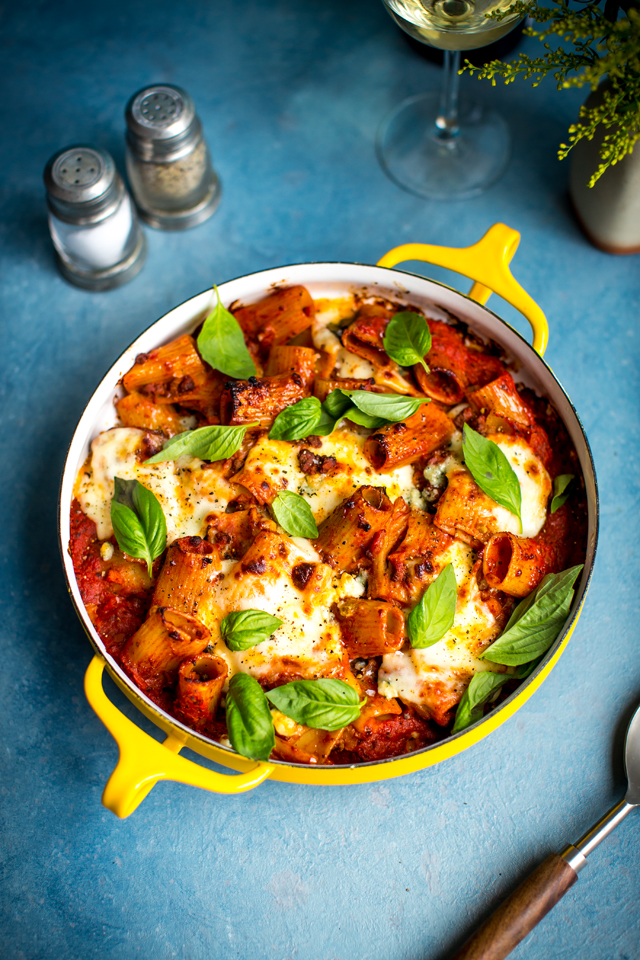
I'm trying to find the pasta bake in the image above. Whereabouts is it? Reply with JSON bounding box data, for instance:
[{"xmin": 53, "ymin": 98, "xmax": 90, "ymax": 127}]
[{"xmin": 70, "ymin": 284, "xmax": 586, "ymax": 764}]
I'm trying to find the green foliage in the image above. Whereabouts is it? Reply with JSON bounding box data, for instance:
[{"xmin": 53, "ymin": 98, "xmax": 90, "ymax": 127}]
[{"xmin": 463, "ymin": 1, "xmax": 640, "ymax": 184}]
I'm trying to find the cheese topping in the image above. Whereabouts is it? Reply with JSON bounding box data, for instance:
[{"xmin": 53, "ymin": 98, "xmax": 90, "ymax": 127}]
[
  {"xmin": 72, "ymin": 293, "xmax": 567, "ymax": 743},
  {"xmin": 443, "ymin": 433, "xmax": 551, "ymax": 540},
  {"xmin": 76, "ymin": 427, "xmax": 235, "ymax": 542},
  {"xmin": 378, "ymin": 540, "xmax": 508, "ymax": 708},
  {"xmin": 311, "ymin": 296, "xmax": 375, "ymax": 378},
  {"xmin": 206, "ymin": 535, "xmax": 349, "ymax": 683},
  {"xmin": 240, "ymin": 427, "xmax": 427, "ymax": 524},
  {"xmin": 76, "ymin": 416, "xmax": 544, "ymax": 712},
  {"xmin": 311, "ymin": 297, "xmax": 354, "ymax": 357},
  {"xmin": 489, "ymin": 435, "xmax": 551, "ymax": 538}
]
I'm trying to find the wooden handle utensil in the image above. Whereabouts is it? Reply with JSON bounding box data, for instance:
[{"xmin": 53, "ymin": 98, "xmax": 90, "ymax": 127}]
[
  {"xmin": 450, "ymin": 854, "xmax": 577, "ymax": 960},
  {"xmin": 449, "ymin": 700, "xmax": 640, "ymax": 960}
]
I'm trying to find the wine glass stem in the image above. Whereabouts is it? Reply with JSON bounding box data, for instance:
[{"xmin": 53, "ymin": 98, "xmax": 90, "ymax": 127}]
[{"xmin": 435, "ymin": 50, "xmax": 461, "ymax": 141}]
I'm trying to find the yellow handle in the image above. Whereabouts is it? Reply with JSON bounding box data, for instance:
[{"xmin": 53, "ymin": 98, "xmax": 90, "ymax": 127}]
[
  {"xmin": 84, "ymin": 656, "xmax": 275, "ymax": 818},
  {"xmin": 377, "ymin": 223, "xmax": 548, "ymax": 356}
]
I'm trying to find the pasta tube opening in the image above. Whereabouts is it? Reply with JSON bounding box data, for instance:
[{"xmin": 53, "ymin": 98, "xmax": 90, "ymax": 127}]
[
  {"xmin": 483, "ymin": 532, "xmax": 554, "ymax": 598},
  {"xmin": 175, "ymin": 654, "xmax": 229, "ymax": 727}
]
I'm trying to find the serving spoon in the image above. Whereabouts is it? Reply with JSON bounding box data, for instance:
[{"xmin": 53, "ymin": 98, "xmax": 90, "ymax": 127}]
[{"xmin": 450, "ymin": 702, "xmax": 640, "ymax": 960}]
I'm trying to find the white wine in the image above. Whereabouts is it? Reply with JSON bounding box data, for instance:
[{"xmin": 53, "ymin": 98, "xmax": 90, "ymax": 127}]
[
  {"xmin": 377, "ymin": 0, "xmax": 513, "ymax": 199},
  {"xmin": 384, "ymin": 0, "xmax": 522, "ymax": 51}
]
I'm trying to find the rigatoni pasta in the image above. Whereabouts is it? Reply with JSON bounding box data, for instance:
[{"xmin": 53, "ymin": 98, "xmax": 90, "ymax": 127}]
[
  {"xmin": 219, "ymin": 374, "xmax": 307, "ymax": 427},
  {"xmin": 363, "ymin": 403, "xmax": 455, "ymax": 471}
]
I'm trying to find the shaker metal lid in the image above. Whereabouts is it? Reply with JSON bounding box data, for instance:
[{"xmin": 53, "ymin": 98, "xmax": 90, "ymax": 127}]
[
  {"xmin": 125, "ymin": 84, "xmax": 196, "ymax": 142},
  {"xmin": 43, "ymin": 146, "xmax": 124, "ymax": 223}
]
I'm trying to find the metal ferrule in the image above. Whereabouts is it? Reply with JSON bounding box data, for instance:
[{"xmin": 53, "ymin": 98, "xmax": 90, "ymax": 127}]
[
  {"xmin": 560, "ymin": 844, "xmax": 587, "ymax": 874},
  {"xmin": 561, "ymin": 798, "xmax": 636, "ymax": 873}
]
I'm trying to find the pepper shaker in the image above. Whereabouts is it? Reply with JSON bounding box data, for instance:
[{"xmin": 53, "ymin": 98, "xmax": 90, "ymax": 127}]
[
  {"xmin": 125, "ymin": 84, "xmax": 221, "ymax": 230},
  {"xmin": 44, "ymin": 146, "xmax": 146, "ymax": 290}
]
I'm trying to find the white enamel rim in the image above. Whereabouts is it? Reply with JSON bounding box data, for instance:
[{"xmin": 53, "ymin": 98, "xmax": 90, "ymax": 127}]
[{"xmin": 59, "ymin": 262, "xmax": 599, "ymax": 771}]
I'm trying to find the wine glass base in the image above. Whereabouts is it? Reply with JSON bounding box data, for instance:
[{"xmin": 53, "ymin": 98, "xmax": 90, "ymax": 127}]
[{"xmin": 377, "ymin": 92, "xmax": 510, "ymax": 200}]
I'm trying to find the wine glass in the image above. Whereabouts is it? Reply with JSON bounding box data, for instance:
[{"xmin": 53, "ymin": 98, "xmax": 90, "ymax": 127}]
[{"xmin": 377, "ymin": 0, "xmax": 523, "ymax": 199}]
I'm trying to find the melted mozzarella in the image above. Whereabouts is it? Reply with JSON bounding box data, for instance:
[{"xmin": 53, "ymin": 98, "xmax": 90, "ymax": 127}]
[
  {"xmin": 378, "ymin": 540, "xmax": 508, "ymax": 709},
  {"xmin": 240, "ymin": 427, "xmax": 427, "ymax": 524},
  {"xmin": 377, "ymin": 648, "xmax": 507, "ymax": 715},
  {"xmin": 442, "ymin": 432, "xmax": 551, "ymax": 540},
  {"xmin": 76, "ymin": 427, "xmax": 235, "ymax": 542},
  {"xmin": 490, "ymin": 435, "xmax": 551, "ymax": 538},
  {"xmin": 311, "ymin": 296, "xmax": 375, "ymax": 379},
  {"xmin": 333, "ymin": 570, "xmax": 368, "ymax": 601},
  {"xmin": 334, "ymin": 348, "xmax": 375, "ymax": 379},
  {"xmin": 207, "ymin": 536, "xmax": 362, "ymax": 684},
  {"xmin": 311, "ymin": 297, "xmax": 354, "ymax": 355}
]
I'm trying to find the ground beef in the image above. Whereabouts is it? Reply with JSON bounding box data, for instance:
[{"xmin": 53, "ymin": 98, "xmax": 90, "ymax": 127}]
[
  {"xmin": 297, "ymin": 448, "xmax": 338, "ymax": 475},
  {"xmin": 453, "ymin": 405, "xmax": 479, "ymax": 432},
  {"xmin": 139, "ymin": 431, "xmax": 165, "ymax": 460},
  {"xmin": 332, "ymin": 714, "xmax": 439, "ymax": 764}
]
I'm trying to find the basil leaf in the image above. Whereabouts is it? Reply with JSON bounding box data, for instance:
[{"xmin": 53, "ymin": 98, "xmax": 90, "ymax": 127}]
[
  {"xmin": 145, "ymin": 423, "xmax": 258, "ymax": 464},
  {"xmin": 407, "ymin": 563, "xmax": 457, "ymax": 648},
  {"xmin": 110, "ymin": 477, "xmax": 167, "ymax": 578},
  {"xmin": 481, "ymin": 565, "xmax": 583, "ymax": 666},
  {"xmin": 341, "ymin": 390, "xmax": 430, "ymax": 422},
  {"xmin": 271, "ymin": 490, "xmax": 318, "ymax": 538},
  {"xmin": 462, "ymin": 424, "xmax": 522, "ymax": 531},
  {"xmin": 383, "ymin": 311, "xmax": 431, "ymax": 372},
  {"xmin": 345, "ymin": 407, "xmax": 388, "ymax": 430},
  {"xmin": 269, "ymin": 397, "xmax": 322, "ymax": 441},
  {"xmin": 220, "ymin": 610, "xmax": 283, "ymax": 651},
  {"xmin": 314, "ymin": 405, "xmax": 339, "ymax": 436},
  {"xmin": 323, "ymin": 388, "xmax": 430, "ymax": 432},
  {"xmin": 317, "ymin": 391, "xmax": 358, "ymax": 433},
  {"xmin": 197, "ymin": 285, "xmax": 257, "ymax": 380},
  {"xmin": 452, "ymin": 671, "xmax": 510, "ymax": 734},
  {"xmin": 550, "ymin": 474, "xmax": 574, "ymax": 514},
  {"xmin": 502, "ymin": 589, "xmax": 539, "ymax": 635},
  {"xmin": 514, "ymin": 656, "xmax": 544, "ymax": 679},
  {"xmin": 323, "ymin": 389, "xmax": 354, "ymax": 421},
  {"xmin": 503, "ymin": 566, "xmax": 577, "ymax": 635},
  {"xmin": 266, "ymin": 678, "xmax": 363, "ymax": 731},
  {"xmin": 225, "ymin": 673, "xmax": 275, "ymax": 761}
]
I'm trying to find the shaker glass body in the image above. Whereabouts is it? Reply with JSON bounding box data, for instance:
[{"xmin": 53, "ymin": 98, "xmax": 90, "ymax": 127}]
[{"xmin": 48, "ymin": 191, "xmax": 140, "ymax": 271}]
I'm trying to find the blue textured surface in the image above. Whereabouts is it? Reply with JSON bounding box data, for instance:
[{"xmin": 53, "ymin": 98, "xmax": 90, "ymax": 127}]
[{"xmin": 1, "ymin": 2, "xmax": 639, "ymax": 959}]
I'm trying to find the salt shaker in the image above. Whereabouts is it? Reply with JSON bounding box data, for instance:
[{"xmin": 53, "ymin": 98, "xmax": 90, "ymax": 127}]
[
  {"xmin": 125, "ymin": 84, "xmax": 221, "ymax": 230},
  {"xmin": 44, "ymin": 146, "xmax": 146, "ymax": 291}
]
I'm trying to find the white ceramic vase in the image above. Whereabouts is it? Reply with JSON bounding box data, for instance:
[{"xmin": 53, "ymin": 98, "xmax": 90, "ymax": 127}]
[{"xmin": 569, "ymin": 88, "xmax": 640, "ymax": 254}]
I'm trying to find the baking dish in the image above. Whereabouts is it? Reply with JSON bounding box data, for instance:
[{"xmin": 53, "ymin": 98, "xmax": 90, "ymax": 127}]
[{"xmin": 58, "ymin": 223, "xmax": 598, "ymax": 817}]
